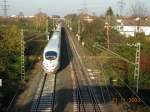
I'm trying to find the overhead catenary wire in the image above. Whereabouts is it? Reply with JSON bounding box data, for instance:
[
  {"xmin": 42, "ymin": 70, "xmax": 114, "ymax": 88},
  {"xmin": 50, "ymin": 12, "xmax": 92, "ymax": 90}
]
[
  {"xmin": 96, "ymin": 46, "xmax": 150, "ymax": 110},
  {"xmin": 100, "ymin": 64, "xmax": 131, "ymax": 110},
  {"xmin": 93, "ymin": 43, "xmax": 135, "ymax": 65},
  {"xmin": 100, "ymin": 61, "xmax": 150, "ymax": 110},
  {"xmin": 20, "ymin": 29, "xmax": 48, "ymax": 82},
  {"xmin": 119, "ymin": 76, "xmax": 150, "ymax": 110},
  {"xmin": 26, "ymin": 33, "xmax": 46, "ymax": 42},
  {"xmin": 93, "ymin": 42, "xmax": 141, "ymax": 94}
]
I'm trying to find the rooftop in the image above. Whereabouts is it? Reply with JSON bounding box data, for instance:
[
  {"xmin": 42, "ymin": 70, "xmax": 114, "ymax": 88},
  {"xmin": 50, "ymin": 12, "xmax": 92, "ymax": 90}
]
[{"xmin": 117, "ymin": 17, "xmax": 150, "ymax": 26}]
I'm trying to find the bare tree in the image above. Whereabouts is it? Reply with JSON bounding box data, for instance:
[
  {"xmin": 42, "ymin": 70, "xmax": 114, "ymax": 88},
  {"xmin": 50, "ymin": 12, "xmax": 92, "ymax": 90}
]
[
  {"xmin": 130, "ymin": 1, "xmax": 148, "ymax": 17},
  {"xmin": 130, "ymin": 1, "xmax": 148, "ymax": 33},
  {"xmin": 33, "ymin": 11, "xmax": 48, "ymax": 31}
]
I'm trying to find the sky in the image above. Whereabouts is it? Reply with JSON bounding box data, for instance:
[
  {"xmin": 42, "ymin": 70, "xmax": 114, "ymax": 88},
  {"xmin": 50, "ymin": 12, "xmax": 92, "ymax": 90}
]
[{"xmin": 0, "ymin": 0, "xmax": 149, "ymax": 16}]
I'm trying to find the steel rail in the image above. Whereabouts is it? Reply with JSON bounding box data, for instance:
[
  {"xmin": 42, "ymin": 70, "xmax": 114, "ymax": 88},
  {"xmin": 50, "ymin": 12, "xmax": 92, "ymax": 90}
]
[
  {"xmin": 31, "ymin": 73, "xmax": 56, "ymax": 112},
  {"xmin": 65, "ymin": 27, "xmax": 102, "ymax": 112}
]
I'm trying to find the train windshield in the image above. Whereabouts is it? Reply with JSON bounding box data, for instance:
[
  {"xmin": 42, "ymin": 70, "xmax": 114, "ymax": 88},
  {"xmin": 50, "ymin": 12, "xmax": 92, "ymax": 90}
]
[{"xmin": 45, "ymin": 51, "xmax": 57, "ymax": 60}]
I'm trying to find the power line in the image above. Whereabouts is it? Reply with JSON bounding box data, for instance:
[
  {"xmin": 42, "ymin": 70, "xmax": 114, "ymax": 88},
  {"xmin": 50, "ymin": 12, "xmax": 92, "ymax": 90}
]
[
  {"xmin": 20, "ymin": 29, "xmax": 47, "ymax": 83},
  {"xmin": 118, "ymin": 0, "xmax": 125, "ymax": 16},
  {"xmin": 82, "ymin": 0, "xmax": 87, "ymax": 14},
  {"xmin": 93, "ymin": 42, "xmax": 141, "ymax": 94},
  {"xmin": 93, "ymin": 43, "xmax": 135, "ymax": 65},
  {"xmin": 78, "ymin": 0, "xmax": 88, "ymax": 15},
  {"xmin": 0, "ymin": 0, "xmax": 9, "ymax": 17},
  {"xmin": 101, "ymin": 63, "xmax": 150, "ymax": 110}
]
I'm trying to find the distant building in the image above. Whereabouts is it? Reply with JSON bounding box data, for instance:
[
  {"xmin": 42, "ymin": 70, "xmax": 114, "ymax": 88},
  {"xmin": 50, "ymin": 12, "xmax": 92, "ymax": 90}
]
[
  {"xmin": 52, "ymin": 15, "xmax": 60, "ymax": 19},
  {"xmin": 83, "ymin": 15, "xmax": 94, "ymax": 23},
  {"xmin": 10, "ymin": 15, "xmax": 34, "ymax": 19},
  {"xmin": 10, "ymin": 15, "xmax": 17, "ymax": 18},
  {"xmin": 116, "ymin": 17, "xmax": 150, "ymax": 37},
  {"xmin": 27, "ymin": 16, "xmax": 35, "ymax": 18}
]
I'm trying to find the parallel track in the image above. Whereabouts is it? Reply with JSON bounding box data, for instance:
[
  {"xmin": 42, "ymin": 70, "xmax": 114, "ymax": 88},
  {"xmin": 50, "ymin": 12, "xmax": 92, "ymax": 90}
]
[
  {"xmin": 65, "ymin": 27, "xmax": 102, "ymax": 112},
  {"xmin": 72, "ymin": 51, "xmax": 102, "ymax": 112},
  {"xmin": 31, "ymin": 73, "xmax": 56, "ymax": 112}
]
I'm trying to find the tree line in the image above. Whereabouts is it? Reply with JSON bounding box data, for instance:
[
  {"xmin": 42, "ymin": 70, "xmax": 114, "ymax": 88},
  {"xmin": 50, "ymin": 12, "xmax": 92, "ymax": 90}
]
[
  {"xmin": 0, "ymin": 11, "xmax": 49, "ymax": 111},
  {"xmin": 66, "ymin": 6, "xmax": 150, "ymax": 89}
]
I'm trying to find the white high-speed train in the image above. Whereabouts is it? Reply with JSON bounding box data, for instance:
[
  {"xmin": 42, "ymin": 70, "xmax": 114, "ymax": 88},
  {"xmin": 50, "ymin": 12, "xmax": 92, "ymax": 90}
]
[{"xmin": 42, "ymin": 24, "xmax": 62, "ymax": 73}]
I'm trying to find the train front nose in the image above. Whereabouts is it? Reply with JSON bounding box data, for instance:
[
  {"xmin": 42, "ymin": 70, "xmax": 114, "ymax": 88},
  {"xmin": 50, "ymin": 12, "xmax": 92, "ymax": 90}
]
[{"xmin": 43, "ymin": 61, "xmax": 58, "ymax": 73}]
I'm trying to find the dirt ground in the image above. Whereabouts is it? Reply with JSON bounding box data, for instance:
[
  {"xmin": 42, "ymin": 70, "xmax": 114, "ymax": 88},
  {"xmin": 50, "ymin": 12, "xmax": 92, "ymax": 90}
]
[{"xmin": 13, "ymin": 61, "xmax": 44, "ymax": 112}]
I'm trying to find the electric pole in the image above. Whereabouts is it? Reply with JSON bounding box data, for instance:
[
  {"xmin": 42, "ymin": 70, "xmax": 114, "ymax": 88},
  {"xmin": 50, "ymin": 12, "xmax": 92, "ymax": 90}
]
[
  {"xmin": 105, "ymin": 16, "xmax": 111, "ymax": 49},
  {"xmin": 52, "ymin": 18, "xmax": 55, "ymax": 31},
  {"xmin": 0, "ymin": 0, "xmax": 9, "ymax": 17},
  {"xmin": 82, "ymin": 0, "xmax": 87, "ymax": 15},
  {"xmin": 21, "ymin": 29, "xmax": 25, "ymax": 83},
  {"xmin": 118, "ymin": 0, "xmax": 125, "ymax": 16},
  {"xmin": 78, "ymin": 19, "xmax": 80, "ymax": 34},
  {"xmin": 69, "ymin": 19, "xmax": 72, "ymax": 31},
  {"xmin": 134, "ymin": 43, "xmax": 141, "ymax": 93},
  {"xmin": 94, "ymin": 42, "xmax": 141, "ymax": 93},
  {"xmin": 46, "ymin": 17, "xmax": 49, "ymax": 40},
  {"xmin": 77, "ymin": 19, "xmax": 81, "ymax": 41}
]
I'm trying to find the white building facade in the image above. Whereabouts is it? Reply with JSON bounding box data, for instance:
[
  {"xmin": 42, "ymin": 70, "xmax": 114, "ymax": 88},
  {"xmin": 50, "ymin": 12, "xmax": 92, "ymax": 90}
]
[{"xmin": 116, "ymin": 18, "xmax": 150, "ymax": 37}]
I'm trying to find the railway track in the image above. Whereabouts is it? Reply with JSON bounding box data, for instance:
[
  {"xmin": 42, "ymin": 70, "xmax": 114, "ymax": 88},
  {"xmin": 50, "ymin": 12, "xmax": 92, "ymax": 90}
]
[
  {"xmin": 65, "ymin": 27, "xmax": 103, "ymax": 112},
  {"xmin": 72, "ymin": 52, "xmax": 103, "ymax": 112},
  {"xmin": 31, "ymin": 73, "xmax": 56, "ymax": 112}
]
